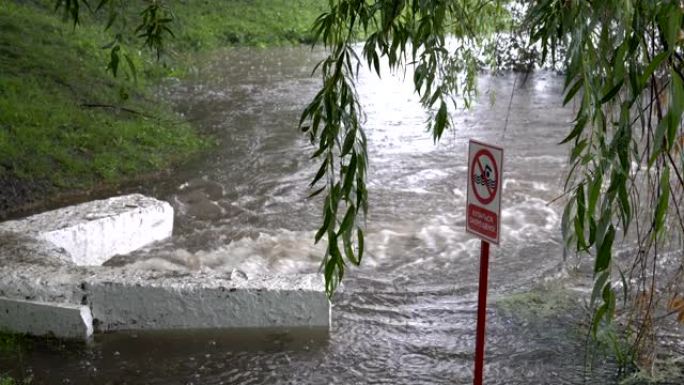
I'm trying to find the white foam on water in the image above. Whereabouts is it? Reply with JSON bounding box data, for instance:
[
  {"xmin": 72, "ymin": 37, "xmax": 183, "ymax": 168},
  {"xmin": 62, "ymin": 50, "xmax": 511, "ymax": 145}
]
[
  {"xmin": 142, "ymin": 183, "xmax": 564, "ymax": 277},
  {"xmin": 501, "ymin": 197, "xmax": 561, "ymax": 244},
  {"xmin": 405, "ymin": 168, "xmax": 449, "ymax": 182},
  {"xmin": 125, "ymin": 230, "xmax": 325, "ymax": 276},
  {"xmin": 361, "ymin": 228, "xmax": 405, "ymax": 264},
  {"xmin": 503, "ymin": 178, "xmax": 520, "ymax": 190},
  {"xmin": 451, "ymin": 188, "xmax": 466, "ymax": 200},
  {"xmin": 532, "ymin": 182, "xmax": 550, "ymax": 191},
  {"xmin": 510, "ymin": 155, "xmax": 566, "ymax": 164},
  {"xmin": 395, "ymin": 187, "xmax": 432, "ymax": 194}
]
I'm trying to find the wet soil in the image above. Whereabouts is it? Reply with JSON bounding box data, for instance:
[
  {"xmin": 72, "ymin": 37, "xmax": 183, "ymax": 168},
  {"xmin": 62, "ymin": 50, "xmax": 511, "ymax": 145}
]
[
  {"xmin": 0, "ymin": 173, "xmax": 52, "ymax": 221},
  {"xmin": 0, "ymin": 170, "xmax": 175, "ymax": 222}
]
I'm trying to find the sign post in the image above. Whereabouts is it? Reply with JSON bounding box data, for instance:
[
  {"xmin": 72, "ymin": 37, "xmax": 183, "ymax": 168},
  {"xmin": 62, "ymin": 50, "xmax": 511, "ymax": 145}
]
[
  {"xmin": 474, "ymin": 239, "xmax": 489, "ymax": 385},
  {"xmin": 465, "ymin": 139, "xmax": 503, "ymax": 385}
]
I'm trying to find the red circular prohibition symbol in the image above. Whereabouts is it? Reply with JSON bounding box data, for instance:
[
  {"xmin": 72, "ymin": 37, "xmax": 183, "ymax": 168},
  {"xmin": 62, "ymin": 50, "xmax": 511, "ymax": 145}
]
[{"xmin": 471, "ymin": 149, "xmax": 498, "ymax": 205}]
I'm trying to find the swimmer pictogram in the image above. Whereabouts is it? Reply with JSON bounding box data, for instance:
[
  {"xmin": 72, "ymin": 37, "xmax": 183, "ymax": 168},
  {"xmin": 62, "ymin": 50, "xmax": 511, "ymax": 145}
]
[{"xmin": 470, "ymin": 149, "xmax": 498, "ymax": 205}]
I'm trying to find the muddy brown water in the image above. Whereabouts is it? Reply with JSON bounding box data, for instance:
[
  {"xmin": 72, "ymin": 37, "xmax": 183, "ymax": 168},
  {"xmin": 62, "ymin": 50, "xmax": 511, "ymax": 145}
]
[{"xmin": 2, "ymin": 46, "xmax": 682, "ymax": 384}]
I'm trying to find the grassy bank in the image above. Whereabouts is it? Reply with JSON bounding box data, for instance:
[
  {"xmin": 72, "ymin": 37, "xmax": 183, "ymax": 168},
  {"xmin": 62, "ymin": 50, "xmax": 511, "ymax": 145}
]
[
  {"xmin": 0, "ymin": 1, "xmax": 205, "ymax": 215},
  {"xmin": 0, "ymin": 0, "xmax": 326, "ymax": 217},
  {"xmin": 171, "ymin": 0, "xmax": 328, "ymax": 49}
]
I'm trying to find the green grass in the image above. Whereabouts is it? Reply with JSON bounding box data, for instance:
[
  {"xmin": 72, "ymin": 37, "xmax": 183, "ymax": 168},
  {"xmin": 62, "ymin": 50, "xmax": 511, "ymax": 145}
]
[
  {"xmin": 0, "ymin": 330, "xmax": 24, "ymax": 354},
  {"xmin": 620, "ymin": 356, "xmax": 684, "ymax": 384},
  {"xmin": 0, "ymin": 2, "xmax": 206, "ymax": 200},
  {"xmin": 0, "ymin": 0, "xmax": 327, "ymax": 212},
  {"xmin": 170, "ymin": 0, "xmax": 328, "ymax": 49},
  {"xmin": 0, "ymin": 331, "xmax": 24, "ymax": 385},
  {"xmin": 0, "ymin": 0, "xmax": 328, "ymax": 375},
  {"xmin": 496, "ymin": 284, "xmax": 580, "ymax": 320}
]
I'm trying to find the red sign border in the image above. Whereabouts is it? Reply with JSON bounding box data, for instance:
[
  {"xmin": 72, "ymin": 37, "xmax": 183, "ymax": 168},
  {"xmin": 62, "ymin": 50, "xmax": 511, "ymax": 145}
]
[
  {"xmin": 470, "ymin": 149, "xmax": 499, "ymax": 205},
  {"xmin": 466, "ymin": 139, "xmax": 504, "ymax": 245}
]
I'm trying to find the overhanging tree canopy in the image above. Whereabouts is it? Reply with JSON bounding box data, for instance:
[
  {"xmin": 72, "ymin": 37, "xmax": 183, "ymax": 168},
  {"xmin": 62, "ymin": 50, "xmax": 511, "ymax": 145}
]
[{"xmin": 298, "ymin": 0, "xmax": 684, "ymax": 371}]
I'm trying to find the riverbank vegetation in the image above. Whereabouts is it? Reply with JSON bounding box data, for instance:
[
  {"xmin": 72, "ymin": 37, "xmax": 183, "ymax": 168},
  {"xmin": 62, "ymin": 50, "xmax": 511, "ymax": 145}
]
[
  {"xmin": 0, "ymin": 331, "xmax": 24, "ymax": 384},
  {"xmin": 0, "ymin": 1, "xmax": 196, "ymax": 216},
  {"xmin": 0, "ymin": 0, "xmax": 326, "ymax": 217},
  {"xmin": 169, "ymin": 0, "xmax": 327, "ymax": 49}
]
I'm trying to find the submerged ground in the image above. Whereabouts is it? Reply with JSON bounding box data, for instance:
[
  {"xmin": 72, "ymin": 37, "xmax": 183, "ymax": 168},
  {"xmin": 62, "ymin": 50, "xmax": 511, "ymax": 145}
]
[
  {"xmin": 2, "ymin": 44, "xmax": 682, "ymax": 383},
  {"xmin": 1, "ymin": 2, "xmax": 683, "ymax": 384}
]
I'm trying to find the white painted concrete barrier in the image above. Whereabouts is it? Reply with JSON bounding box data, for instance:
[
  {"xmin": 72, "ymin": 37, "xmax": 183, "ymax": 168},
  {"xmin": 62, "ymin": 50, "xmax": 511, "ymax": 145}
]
[
  {"xmin": 0, "ymin": 297, "xmax": 93, "ymax": 340},
  {"xmin": 0, "ymin": 195, "xmax": 330, "ymax": 340},
  {"xmin": 0, "ymin": 194, "xmax": 173, "ymax": 266},
  {"xmin": 0, "ymin": 263, "xmax": 329, "ymax": 338},
  {"xmin": 86, "ymin": 273, "xmax": 330, "ymax": 331}
]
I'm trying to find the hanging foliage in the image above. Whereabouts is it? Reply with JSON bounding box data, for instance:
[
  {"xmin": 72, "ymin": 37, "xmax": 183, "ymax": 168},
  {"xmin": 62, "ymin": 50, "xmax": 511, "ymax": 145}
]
[
  {"xmin": 303, "ymin": 0, "xmax": 683, "ymax": 374},
  {"xmin": 299, "ymin": 0, "xmax": 510, "ymax": 296},
  {"xmin": 528, "ymin": 0, "xmax": 684, "ymax": 371}
]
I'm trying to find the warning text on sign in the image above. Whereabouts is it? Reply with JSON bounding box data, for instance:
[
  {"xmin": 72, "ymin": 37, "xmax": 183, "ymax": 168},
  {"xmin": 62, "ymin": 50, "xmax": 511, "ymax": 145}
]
[{"xmin": 467, "ymin": 204, "xmax": 498, "ymax": 239}]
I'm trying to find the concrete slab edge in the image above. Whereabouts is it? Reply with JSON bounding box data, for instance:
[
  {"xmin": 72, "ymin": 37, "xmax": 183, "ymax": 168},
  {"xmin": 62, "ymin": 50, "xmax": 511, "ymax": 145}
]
[
  {"xmin": 0, "ymin": 194, "xmax": 174, "ymax": 266},
  {"xmin": 0, "ymin": 264, "xmax": 329, "ymax": 339},
  {"xmin": 0, "ymin": 296, "xmax": 93, "ymax": 340}
]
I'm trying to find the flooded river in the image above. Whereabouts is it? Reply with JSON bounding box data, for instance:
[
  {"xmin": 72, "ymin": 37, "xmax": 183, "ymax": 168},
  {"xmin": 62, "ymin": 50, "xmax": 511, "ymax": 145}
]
[{"xmin": 3, "ymin": 46, "xmax": 682, "ymax": 384}]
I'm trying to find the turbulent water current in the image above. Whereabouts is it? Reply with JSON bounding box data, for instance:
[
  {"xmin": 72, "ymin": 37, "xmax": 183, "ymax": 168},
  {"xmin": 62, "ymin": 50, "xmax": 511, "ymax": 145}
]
[{"xmin": 3, "ymin": 46, "xmax": 682, "ymax": 384}]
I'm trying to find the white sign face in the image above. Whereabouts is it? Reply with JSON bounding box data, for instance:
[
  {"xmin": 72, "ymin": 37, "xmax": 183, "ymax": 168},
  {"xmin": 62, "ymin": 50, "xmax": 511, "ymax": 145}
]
[{"xmin": 466, "ymin": 139, "xmax": 504, "ymax": 245}]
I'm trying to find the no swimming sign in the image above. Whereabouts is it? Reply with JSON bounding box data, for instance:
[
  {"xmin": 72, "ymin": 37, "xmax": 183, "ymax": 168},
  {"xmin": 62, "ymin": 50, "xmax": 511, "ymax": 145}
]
[{"xmin": 466, "ymin": 139, "xmax": 504, "ymax": 245}]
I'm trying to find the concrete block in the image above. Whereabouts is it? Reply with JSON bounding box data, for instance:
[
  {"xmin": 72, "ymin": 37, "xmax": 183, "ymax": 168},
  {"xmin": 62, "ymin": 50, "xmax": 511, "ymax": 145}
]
[
  {"xmin": 0, "ymin": 194, "xmax": 173, "ymax": 266},
  {"xmin": 0, "ymin": 297, "xmax": 93, "ymax": 340},
  {"xmin": 0, "ymin": 263, "xmax": 86, "ymax": 305},
  {"xmin": 0, "ymin": 263, "xmax": 329, "ymax": 333},
  {"xmin": 0, "ymin": 231, "xmax": 73, "ymax": 267},
  {"xmin": 86, "ymin": 271, "xmax": 330, "ymax": 331}
]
